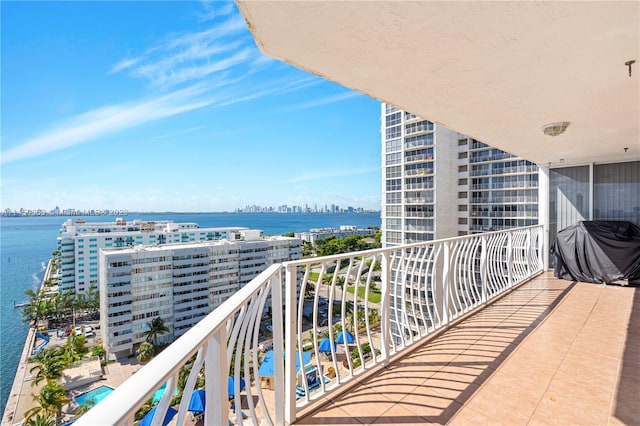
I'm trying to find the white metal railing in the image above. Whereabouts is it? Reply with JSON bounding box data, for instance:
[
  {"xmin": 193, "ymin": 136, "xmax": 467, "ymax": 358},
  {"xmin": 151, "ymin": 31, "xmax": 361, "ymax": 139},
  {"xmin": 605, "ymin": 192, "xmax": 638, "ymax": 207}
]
[{"xmin": 75, "ymin": 226, "xmax": 543, "ymax": 425}]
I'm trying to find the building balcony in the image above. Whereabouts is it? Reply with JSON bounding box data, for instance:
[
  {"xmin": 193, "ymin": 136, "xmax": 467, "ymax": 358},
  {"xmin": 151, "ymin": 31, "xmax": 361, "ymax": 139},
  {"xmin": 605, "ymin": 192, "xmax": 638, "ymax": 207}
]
[
  {"xmin": 296, "ymin": 273, "xmax": 638, "ymax": 425},
  {"xmin": 74, "ymin": 226, "xmax": 638, "ymax": 426},
  {"xmin": 79, "ymin": 225, "xmax": 600, "ymax": 425}
]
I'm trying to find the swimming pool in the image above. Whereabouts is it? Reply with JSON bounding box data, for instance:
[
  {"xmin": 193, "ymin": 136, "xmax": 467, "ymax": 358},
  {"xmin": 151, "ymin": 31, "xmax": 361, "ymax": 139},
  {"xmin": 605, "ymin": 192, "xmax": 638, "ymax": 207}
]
[
  {"xmin": 152, "ymin": 383, "xmax": 178, "ymax": 403},
  {"xmin": 75, "ymin": 385, "xmax": 115, "ymax": 407}
]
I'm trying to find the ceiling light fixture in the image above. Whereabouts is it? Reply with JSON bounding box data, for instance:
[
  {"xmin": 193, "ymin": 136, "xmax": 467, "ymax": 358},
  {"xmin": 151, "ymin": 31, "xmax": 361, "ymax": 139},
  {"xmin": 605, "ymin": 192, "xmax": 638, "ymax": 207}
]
[{"xmin": 542, "ymin": 122, "xmax": 570, "ymax": 137}]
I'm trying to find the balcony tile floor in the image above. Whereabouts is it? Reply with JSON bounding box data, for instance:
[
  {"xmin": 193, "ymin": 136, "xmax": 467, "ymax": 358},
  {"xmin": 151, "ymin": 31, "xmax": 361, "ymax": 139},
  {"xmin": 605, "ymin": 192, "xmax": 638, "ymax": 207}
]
[{"xmin": 295, "ymin": 273, "xmax": 639, "ymax": 425}]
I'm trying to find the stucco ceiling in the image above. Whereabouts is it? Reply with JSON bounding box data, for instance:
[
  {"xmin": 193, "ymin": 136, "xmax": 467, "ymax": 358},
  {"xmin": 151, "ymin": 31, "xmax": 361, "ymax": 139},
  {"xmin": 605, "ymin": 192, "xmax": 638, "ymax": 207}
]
[{"xmin": 238, "ymin": 1, "xmax": 639, "ymax": 167}]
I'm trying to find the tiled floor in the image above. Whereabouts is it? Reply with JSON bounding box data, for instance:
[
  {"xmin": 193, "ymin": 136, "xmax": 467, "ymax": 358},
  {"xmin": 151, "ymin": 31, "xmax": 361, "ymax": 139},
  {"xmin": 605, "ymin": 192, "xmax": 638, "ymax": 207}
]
[{"xmin": 295, "ymin": 273, "xmax": 639, "ymax": 425}]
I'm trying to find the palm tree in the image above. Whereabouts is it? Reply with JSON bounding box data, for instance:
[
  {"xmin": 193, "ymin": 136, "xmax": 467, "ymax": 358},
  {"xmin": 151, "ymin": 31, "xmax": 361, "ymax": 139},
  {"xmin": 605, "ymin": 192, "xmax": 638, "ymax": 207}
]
[
  {"xmin": 86, "ymin": 282, "xmax": 99, "ymax": 317},
  {"xmin": 29, "ymin": 348, "xmax": 67, "ymax": 386},
  {"xmin": 73, "ymin": 397, "xmax": 96, "ymax": 419},
  {"xmin": 65, "ymin": 333, "xmax": 89, "ymax": 362},
  {"xmin": 21, "ymin": 289, "xmax": 43, "ymax": 325},
  {"xmin": 145, "ymin": 317, "xmax": 169, "ymax": 347},
  {"xmin": 24, "ymin": 381, "xmax": 69, "ymax": 423},
  {"xmin": 136, "ymin": 342, "xmax": 155, "ymax": 363},
  {"xmin": 25, "ymin": 413, "xmax": 55, "ymax": 426},
  {"xmin": 91, "ymin": 345, "xmax": 105, "ymax": 362}
]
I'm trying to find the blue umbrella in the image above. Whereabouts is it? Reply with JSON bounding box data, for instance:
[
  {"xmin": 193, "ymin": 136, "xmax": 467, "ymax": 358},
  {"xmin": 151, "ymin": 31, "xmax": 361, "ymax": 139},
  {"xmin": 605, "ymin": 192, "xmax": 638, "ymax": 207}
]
[
  {"xmin": 337, "ymin": 331, "xmax": 355, "ymax": 344},
  {"xmin": 318, "ymin": 337, "xmax": 336, "ymax": 353},
  {"xmin": 258, "ymin": 351, "xmax": 312, "ymax": 377},
  {"xmin": 188, "ymin": 389, "xmax": 206, "ymax": 414},
  {"xmin": 227, "ymin": 376, "xmax": 246, "ymax": 398},
  {"xmin": 139, "ymin": 406, "xmax": 177, "ymax": 426}
]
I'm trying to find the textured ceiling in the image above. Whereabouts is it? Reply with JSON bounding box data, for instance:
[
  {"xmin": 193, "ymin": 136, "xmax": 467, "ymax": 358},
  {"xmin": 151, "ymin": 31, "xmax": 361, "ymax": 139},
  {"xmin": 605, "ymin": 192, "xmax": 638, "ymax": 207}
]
[{"xmin": 238, "ymin": 1, "xmax": 639, "ymax": 166}]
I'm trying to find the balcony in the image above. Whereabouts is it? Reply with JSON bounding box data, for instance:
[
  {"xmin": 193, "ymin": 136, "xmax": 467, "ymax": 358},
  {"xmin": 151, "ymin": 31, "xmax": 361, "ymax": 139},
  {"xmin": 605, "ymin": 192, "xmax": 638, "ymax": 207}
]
[
  {"xmin": 296, "ymin": 273, "xmax": 638, "ymax": 425},
  {"xmin": 77, "ymin": 226, "xmax": 573, "ymax": 425}
]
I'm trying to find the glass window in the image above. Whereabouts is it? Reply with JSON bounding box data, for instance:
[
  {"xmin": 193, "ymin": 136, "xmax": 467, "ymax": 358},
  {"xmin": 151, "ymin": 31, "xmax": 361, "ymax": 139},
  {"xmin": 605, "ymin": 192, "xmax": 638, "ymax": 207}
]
[
  {"xmin": 385, "ymin": 138, "xmax": 401, "ymax": 152},
  {"xmin": 386, "ymin": 125, "xmax": 402, "ymax": 140},
  {"xmin": 385, "ymin": 152, "xmax": 402, "ymax": 165},
  {"xmin": 385, "ymin": 104, "xmax": 399, "ymax": 114},
  {"xmin": 386, "ymin": 206, "xmax": 402, "ymax": 216},
  {"xmin": 594, "ymin": 161, "xmax": 640, "ymax": 223},
  {"xmin": 549, "ymin": 165, "xmax": 589, "ymax": 238},
  {"xmin": 386, "ymin": 192, "xmax": 401, "ymax": 204},
  {"xmin": 385, "ymin": 112, "xmax": 402, "ymax": 127},
  {"xmin": 386, "ymin": 178, "xmax": 402, "ymax": 191},
  {"xmin": 386, "ymin": 165, "xmax": 402, "ymax": 178}
]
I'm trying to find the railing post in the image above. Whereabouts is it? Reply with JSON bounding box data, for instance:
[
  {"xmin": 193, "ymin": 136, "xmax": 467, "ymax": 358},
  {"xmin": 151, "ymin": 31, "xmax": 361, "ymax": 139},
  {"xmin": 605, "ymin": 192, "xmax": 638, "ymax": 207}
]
[
  {"xmin": 442, "ymin": 242, "xmax": 450, "ymax": 326},
  {"xmin": 284, "ymin": 265, "xmax": 298, "ymax": 425},
  {"xmin": 506, "ymin": 231, "xmax": 514, "ymax": 288},
  {"xmin": 526, "ymin": 227, "xmax": 532, "ymax": 275},
  {"xmin": 271, "ymin": 267, "xmax": 289, "ymax": 425},
  {"xmin": 380, "ymin": 252, "xmax": 391, "ymax": 366},
  {"xmin": 205, "ymin": 327, "xmax": 228, "ymax": 426},
  {"xmin": 537, "ymin": 225, "xmax": 544, "ymax": 272},
  {"xmin": 480, "ymin": 235, "xmax": 488, "ymax": 305}
]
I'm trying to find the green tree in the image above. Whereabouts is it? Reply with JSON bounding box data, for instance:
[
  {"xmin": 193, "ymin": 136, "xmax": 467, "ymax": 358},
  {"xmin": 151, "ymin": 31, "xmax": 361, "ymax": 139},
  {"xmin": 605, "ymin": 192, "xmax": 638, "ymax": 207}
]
[
  {"xmin": 21, "ymin": 289, "xmax": 44, "ymax": 325},
  {"xmin": 134, "ymin": 397, "xmax": 155, "ymax": 421},
  {"xmin": 145, "ymin": 317, "xmax": 170, "ymax": 347},
  {"xmin": 91, "ymin": 345, "xmax": 105, "ymax": 360},
  {"xmin": 302, "ymin": 241, "xmax": 314, "ymax": 258},
  {"xmin": 73, "ymin": 397, "xmax": 96, "ymax": 419},
  {"xmin": 282, "ymin": 231, "xmax": 295, "ymax": 237},
  {"xmin": 29, "ymin": 348, "xmax": 68, "ymax": 386},
  {"xmin": 24, "ymin": 381, "xmax": 69, "ymax": 423},
  {"xmin": 65, "ymin": 333, "xmax": 89, "ymax": 362},
  {"xmin": 136, "ymin": 342, "xmax": 155, "ymax": 363},
  {"xmin": 86, "ymin": 282, "xmax": 100, "ymax": 316},
  {"xmin": 26, "ymin": 413, "xmax": 55, "ymax": 426}
]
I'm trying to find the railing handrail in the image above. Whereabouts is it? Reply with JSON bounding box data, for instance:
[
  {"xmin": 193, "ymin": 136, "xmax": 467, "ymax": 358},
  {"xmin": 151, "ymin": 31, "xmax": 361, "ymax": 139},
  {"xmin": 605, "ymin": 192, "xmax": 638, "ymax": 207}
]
[
  {"xmin": 75, "ymin": 263, "xmax": 282, "ymax": 425},
  {"xmin": 285, "ymin": 224, "xmax": 541, "ymax": 267}
]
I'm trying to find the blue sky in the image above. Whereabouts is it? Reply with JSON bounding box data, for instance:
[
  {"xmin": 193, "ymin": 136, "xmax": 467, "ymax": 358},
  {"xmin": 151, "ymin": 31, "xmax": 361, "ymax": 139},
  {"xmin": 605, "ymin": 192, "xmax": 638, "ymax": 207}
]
[{"xmin": 1, "ymin": 1, "xmax": 381, "ymax": 212}]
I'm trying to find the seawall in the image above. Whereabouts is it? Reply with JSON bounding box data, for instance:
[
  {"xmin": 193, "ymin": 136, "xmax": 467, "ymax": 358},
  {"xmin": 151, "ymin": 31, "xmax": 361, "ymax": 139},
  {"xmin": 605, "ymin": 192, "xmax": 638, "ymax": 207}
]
[{"xmin": 2, "ymin": 258, "xmax": 53, "ymax": 426}]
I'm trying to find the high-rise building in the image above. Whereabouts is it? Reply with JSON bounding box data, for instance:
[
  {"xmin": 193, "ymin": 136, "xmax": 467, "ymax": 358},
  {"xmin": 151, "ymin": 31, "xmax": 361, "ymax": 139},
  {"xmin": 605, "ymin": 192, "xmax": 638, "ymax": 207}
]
[
  {"xmin": 381, "ymin": 104, "xmax": 539, "ymax": 247},
  {"xmin": 57, "ymin": 219, "xmax": 256, "ymax": 295},
  {"xmin": 99, "ymin": 230, "xmax": 301, "ymax": 359}
]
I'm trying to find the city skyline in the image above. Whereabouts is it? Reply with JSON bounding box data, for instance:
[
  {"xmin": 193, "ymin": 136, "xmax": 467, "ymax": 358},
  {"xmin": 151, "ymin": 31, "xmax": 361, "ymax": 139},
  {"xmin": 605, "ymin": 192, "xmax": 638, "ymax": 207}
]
[
  {"xmin": 1, "ymin": 1, "xmax": 382, "ymax": 212},
  {"xmin": 1, "ymin": 203, "xmax": 379, "ymax": 217}
]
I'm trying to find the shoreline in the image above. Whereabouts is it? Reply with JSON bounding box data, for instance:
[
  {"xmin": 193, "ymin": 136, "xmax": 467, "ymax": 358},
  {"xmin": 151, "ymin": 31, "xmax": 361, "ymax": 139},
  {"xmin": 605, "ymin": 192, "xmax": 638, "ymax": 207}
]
[{"xmin": 1, "ymin": 258, "xmax": 53, "ymax": 426}]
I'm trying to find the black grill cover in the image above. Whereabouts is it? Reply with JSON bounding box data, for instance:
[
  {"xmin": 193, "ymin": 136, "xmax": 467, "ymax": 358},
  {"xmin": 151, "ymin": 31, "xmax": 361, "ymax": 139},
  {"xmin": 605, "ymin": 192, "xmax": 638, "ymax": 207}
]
[{"xmin": 552, "ymin": 221, "xmax": 640, "ymax": 284}]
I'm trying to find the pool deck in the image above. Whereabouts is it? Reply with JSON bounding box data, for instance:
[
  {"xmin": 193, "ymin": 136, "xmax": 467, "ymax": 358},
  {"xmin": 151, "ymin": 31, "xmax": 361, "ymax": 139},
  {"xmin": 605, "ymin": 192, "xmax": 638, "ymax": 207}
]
[{"xmin": 1, "ymin": 323, "xmax": 141, "ymax": 426}]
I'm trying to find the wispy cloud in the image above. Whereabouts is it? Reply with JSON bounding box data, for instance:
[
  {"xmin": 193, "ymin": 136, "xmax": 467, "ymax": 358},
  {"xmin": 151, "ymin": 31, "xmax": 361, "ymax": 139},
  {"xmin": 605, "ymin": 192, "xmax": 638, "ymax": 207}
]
[
  {"xmin": 110, "ymin": 14, "xmax": 252, "ymax": 88},
  {"xmin": 216, "ymin": 77, "xmax": 320, "ymax": 107},
  {"xmin": 109, "ymin": 56, "xmax": 142, "ymax": 74},
  {"xmin": 3, "ymin": 8, "xmax": 325, "ymax": 165},
  {"xmin": 1, "ymin": 74, "xmax": 326, "ymax": 164},
  {"xmin": 197, "ymin": 1, "xmax": 236, "ymax": 23},
  {"xmin": 1, "ymin": 84, "xmax": 215, "ymax": 164},
  {"xmin": 283, "ymin": 92, "xmax": 362, "ymax": 112},
  {"xmin": 152, "ymin": 125, "xmax": 208, "ymax": 140},
  {"xmin": 284, "ymin": 167, "xmax": 379, "ymax": 184}
]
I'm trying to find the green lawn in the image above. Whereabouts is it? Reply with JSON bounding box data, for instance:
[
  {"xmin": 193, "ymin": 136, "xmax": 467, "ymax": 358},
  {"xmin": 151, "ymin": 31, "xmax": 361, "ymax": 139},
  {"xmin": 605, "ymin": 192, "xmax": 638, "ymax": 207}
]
[{"xmin": 344, "ymin": 285, "xmax": 381, "ymax": 303}]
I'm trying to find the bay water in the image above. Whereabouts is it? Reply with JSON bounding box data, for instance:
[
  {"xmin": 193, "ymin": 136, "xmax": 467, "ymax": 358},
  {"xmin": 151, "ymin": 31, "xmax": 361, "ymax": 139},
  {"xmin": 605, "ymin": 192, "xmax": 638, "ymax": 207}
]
[{"xmin": 0, "ymin": 212, "xmax": 380, "ymax": 413}]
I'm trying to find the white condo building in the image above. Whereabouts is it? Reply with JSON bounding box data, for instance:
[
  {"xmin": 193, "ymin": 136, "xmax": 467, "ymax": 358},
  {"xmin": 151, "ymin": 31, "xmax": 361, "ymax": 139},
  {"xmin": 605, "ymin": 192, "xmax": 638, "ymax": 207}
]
[
  {"xmin": 57, "ymin": 218, "xmax": 252, "ymax": 295},
  {"xmin": 295, "ymin": 225, "xmax": 376, "ymax": 244},
  {"xmin": 99, "ymin": 230, "xmax": 301, "ymax": 358},
  {"xmin": 381, "ymin": 104, "xmax": 539, "ymax": 247}
]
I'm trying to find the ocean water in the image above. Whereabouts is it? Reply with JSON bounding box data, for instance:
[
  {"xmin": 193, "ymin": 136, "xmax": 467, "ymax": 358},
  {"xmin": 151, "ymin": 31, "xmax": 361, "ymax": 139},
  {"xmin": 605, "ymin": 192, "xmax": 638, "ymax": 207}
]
[{"xmin": 0, "ymin": 212, "xmax": 380, "ymax": 414}]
